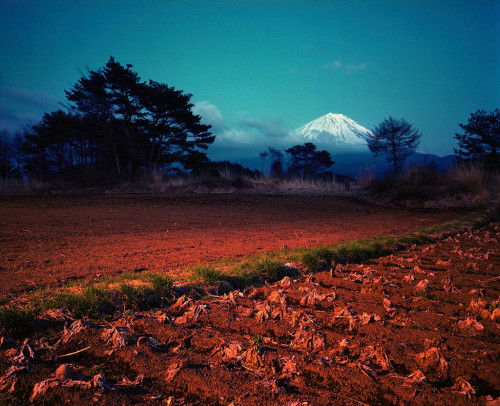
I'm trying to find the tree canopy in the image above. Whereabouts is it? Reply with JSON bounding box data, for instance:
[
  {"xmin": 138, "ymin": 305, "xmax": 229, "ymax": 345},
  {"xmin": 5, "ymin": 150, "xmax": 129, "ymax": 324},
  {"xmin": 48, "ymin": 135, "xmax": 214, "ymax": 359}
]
[
  {"xmin": 22, "ymin": 57, "xmax": 214, "ymax": 184},
  {"xmin": 285, "ymin": 142, "xmax": 333, "ymax": 179},
  {"xmin": 454, "ymin": 109, "xmax": 500, "ymax": 170},
  {"xmin": 363, "ymin": 117, "xmax": 421, "ymax": 176}
]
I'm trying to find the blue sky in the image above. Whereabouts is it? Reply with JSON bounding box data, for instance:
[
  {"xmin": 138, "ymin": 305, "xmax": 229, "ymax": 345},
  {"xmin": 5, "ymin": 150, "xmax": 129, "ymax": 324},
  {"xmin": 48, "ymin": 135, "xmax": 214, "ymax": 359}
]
[{"xmin": 1, "ymin": 0, "xmax": 498, "ymax": 163}]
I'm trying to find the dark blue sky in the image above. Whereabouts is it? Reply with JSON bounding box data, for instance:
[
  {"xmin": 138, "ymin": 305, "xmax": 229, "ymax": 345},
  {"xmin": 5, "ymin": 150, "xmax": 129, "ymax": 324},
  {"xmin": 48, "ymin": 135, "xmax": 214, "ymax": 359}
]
[{"xmin": 1, "ymin": 0, "xmax": 498, "ymax": 160}]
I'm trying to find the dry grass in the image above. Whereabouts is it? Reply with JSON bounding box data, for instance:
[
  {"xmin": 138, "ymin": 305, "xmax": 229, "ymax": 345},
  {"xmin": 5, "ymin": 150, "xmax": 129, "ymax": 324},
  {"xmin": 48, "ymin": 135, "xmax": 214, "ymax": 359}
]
[
  {"xmin": 445, "ymin": 161, "xmax": 488, "ymax": 197},
  {"xmin": 362, "ymin": 161, "xmax": 499, "ymax": 209},
  {"xmin": 140, "ymin": 171, "xmax": 349, "ymax": 195}
]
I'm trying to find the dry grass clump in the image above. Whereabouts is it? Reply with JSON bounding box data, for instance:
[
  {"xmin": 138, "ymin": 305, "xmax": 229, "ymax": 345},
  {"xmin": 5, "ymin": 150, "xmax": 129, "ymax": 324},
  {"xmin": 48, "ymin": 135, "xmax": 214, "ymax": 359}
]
[
  {"xmin": 363, "ymin": 161, "xmax": 499, "ymax": 208},
  {"xmin": 445, "ymin": 161, "xmax": 488, "ymax": 197}
]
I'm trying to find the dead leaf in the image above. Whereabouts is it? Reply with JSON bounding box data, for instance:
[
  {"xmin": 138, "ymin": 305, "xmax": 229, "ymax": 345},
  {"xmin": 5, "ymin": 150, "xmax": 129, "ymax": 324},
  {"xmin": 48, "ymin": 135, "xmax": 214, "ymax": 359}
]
[
  {"xmin": 93, "ymin": 373, "xmax": 115, "ymax": 391},
  {"xmin": 414, "ymin": 279, "xmax": 430, "ymax": 294},
  {"xmin": 281, "ymin": 357, "xmax": 298, "ymax": 378},
  {"xmin": 0, "ymin": 365, "xmax": 28, "ymax": 393},
  {"xmin": 451, "ymin": 377, "xmax": 476, "ymax": 397},
  {"xmin": 255, "ymin": 301, "xmax": 271, "ymax": 322},
  {"xmin": 30, "ymin": 378, "xmax": 60, "ymax": 401},
  {"xmin": 165, "ymin": 361, "xmax": 183, "ymax": 383},
  {"xmin": 416, "ymin": 347, "xmax": 449, "ymax": 380},
  {"xmin": 278, "ymin": 276, "xmax": 292, "ymax": 288}
]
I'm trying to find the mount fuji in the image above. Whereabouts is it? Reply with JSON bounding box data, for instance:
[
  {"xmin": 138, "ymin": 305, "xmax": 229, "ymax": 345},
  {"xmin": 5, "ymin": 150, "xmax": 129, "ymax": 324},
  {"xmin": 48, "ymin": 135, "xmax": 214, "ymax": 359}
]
[{"xmin": 294, "ymin": 113, "xmax": 372, "ymax": 148}]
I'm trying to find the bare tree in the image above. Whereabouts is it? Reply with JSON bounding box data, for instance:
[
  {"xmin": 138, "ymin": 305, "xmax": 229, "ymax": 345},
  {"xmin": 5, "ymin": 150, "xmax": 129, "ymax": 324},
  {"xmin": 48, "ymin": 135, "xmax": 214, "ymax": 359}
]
[{"xmin": 363, "ymin": 117, "xmax": 421, "ymax": 176}]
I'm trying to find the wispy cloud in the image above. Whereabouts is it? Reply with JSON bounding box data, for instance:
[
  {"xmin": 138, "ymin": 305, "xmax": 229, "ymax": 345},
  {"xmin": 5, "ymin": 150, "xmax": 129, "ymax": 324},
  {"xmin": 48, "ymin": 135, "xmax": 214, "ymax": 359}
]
[
  {"xmin": 322, "ymin": 60, "xmax": 368, "ymax": 73},
  {"xmin": 0, "ymin": 86, "xmax": 60, "ymax": 132},
  {"xmin": 239, "ymin": 117, "xmax": 290, "ymax": 139},
  {"xmin": 192, "ymin": 100, "xmax": 227, "ymax": 133},
  {"xmin": 192, "ymin": 101, "xmax": 299, "ymax": 164}
]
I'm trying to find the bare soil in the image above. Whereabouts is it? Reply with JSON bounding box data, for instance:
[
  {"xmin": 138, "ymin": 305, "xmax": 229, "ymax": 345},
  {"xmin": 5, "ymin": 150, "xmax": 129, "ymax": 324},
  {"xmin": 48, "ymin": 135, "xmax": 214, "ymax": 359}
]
[
  {"xmin": 0, "ymin": 220, "xmax": 499, "ymax": 404},
  {"xmin": 0, "ymin": 194, "xmax": 463, "ymax": 299}
]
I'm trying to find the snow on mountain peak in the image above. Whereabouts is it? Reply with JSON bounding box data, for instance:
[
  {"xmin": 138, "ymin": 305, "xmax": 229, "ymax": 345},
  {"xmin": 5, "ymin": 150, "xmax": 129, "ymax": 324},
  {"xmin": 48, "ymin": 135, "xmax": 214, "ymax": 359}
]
[{"xmin": 294, "ymin": 113, "xmax": 372, "ymax": 146}]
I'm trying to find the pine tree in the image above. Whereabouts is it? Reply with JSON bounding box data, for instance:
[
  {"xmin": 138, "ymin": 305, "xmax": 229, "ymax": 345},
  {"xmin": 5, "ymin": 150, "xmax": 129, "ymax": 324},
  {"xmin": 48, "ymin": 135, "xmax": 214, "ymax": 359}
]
[
  {"xmin": 454, "ymin": 109, "xmax": 500, "ymax": 169},
  {"xmin": 285, "ymin": 142, "xmax": 333, "ymax": 179}
]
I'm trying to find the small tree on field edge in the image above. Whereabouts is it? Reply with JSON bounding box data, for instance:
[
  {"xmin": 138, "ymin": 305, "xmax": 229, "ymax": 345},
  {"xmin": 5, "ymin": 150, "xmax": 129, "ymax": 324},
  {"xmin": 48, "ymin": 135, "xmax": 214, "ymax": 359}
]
[
  {"xmin": 362, "ymin": 117, "xmax": 421, "ymax": 176},
  {"xmin": 454, "ymin": 109, "xmax": 500, "ymax": 170}
]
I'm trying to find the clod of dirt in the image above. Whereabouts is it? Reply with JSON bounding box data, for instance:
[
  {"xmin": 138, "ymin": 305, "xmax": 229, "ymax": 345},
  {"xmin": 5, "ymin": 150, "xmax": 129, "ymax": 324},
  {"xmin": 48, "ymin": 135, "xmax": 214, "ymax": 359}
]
[
  {"xmin": 383, "ymin": 297, "xmax": 397, "ymax": 316},
  {"xmin": 268, "ymin": 290, "xmax": 286, "ymax": 304},
  {"xmin": 468, "ymin": 299, "xmax": 490, "ymax": 320},
  {"xmin": 491, "ymin": 308, "xmax": 500, "ymax": 322},
  {"xmin": 290, "ymin": 309, "xmax": 315, "ymax": 327},
  {"xmin": 457, "ymin": 317, "xmax": 484, "ymax": 334},
  {"xmin": 117, "ymin": 374, "xmax": 144, "ymax": 388},
  {"xmin": 359, "ymin": 312, "xmax": 381, "ymax": 326},
  {"xmin": 414, "ymin": 279, "xmax": 430, "ymax": 294},
  {"xmin": 403, "ymin": 273, "xmax": 415, "ymax": 284},
  {"xmin": 10, "ymin": 339, "xmax": 36, "ymax": 366},
  {"xmin": 223, "ymin": 291, "xmax": 242, "ymax": 306},
  {"xmin": 0, "ymin": 365, "xmax": 28, "ymax": 393},
  {"xmin": 55, "ymin": 364, "xmax": 74, "ymax": 380},
  {"xmin": 416, "ymin": 347, "xmax": 449, "ymax": 381},
  {"xmin": 30, "ymin": 378, "xmax": 60, "ymax": 401},
  {"xmin": 442, "ymin": 275, "xmax": 460, "ymax": 293},
  {"xmin": 299, "ymin": 290, "xmax": 333, "ymax": 307},
  {"xmin": 404, "ymin": 369, "xmax": 428, "ymax": 385},
  {"xmin": 451, "ymin": 377, "xmax": 476, "ymax": 398},
  {"xmin": 155, "ymin": 311, "xmax": 171, "ymax": 324}
]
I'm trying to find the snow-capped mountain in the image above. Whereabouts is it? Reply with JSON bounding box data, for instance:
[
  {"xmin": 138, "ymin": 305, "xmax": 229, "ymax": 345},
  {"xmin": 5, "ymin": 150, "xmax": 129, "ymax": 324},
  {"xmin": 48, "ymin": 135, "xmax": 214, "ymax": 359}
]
[{"xmin": 294, "ymin": 113, "xmax": 372, "ymax": 147}]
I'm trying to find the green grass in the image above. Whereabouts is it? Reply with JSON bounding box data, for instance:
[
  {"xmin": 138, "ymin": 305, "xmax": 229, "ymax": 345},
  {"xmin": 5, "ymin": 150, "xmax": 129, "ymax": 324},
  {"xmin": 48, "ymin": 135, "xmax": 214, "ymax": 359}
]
[
  {"xmin": 44, "ymin": 285, "xmax": 111, "ymax": 319},
  {"xmin": 0, "ymin": 306, "xmax": 35, "ymax": 339},
  {"xmin": 189, "ymin": 264, "xmax": 225, "ymax": 284}
]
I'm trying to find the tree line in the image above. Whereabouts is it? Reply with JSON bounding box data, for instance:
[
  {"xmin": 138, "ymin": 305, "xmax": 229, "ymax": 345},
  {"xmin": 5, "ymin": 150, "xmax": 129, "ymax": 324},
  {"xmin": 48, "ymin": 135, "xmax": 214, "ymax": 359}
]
[
  {"xmin": 0, "ymin": 55, "xmax": 498, "ymax": 184},
  {"xmin": 1, "ymin": 57, "xmax": 214, "ymax": 184}
]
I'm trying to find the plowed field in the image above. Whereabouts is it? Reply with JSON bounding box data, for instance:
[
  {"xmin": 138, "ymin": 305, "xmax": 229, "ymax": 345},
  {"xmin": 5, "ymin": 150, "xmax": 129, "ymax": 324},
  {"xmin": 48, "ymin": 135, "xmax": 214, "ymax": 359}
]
[
  {"xmin": 0, "ymin": 194, "xmax": 463, "ymax": 298},
  {"xmin": 0, "ymin": 220, "xmax": 499, "ymax": 405}
]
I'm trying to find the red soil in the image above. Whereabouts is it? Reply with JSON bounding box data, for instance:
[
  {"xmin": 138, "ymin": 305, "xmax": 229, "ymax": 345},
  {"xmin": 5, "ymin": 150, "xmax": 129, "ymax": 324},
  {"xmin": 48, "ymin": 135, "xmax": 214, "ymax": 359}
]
[
  {"xmin": 0, "ymin": 194, "xmax": 463, "ymax": 298},
  {"xmin": 0, "ymin": 219, "xmax": 499, "ymax": 405}
]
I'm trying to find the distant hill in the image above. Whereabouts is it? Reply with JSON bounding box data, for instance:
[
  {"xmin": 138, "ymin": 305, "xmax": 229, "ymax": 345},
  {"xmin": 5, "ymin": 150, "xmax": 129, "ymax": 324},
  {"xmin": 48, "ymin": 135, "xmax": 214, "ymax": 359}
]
[{"xmin": 223, "ymin": 113, "xmax": 456, "ymax": 179}]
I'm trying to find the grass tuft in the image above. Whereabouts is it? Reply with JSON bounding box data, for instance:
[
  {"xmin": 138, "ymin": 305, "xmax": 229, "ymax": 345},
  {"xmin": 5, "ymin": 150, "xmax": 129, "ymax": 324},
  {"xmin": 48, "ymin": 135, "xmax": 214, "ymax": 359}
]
[
  {"xmin": 189, "ymin": 264, "xmax": 225, "ymax": 284},
  {"xmin": 0, "ymin": 306, "xmax": 35, "ymax": 339}
]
